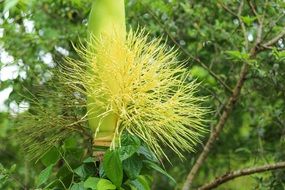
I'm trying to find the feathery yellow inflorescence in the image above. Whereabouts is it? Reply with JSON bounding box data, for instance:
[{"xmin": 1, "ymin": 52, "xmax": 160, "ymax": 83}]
[{"xmin": 64, "ymin": 29, "xmax": 208, "ymax": 159}]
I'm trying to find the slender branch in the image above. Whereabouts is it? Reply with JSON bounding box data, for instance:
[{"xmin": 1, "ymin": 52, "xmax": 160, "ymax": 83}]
[
  {"xmin": 262, "ymin": 13, "xmax": 285, "ymax": 41},
  {"xmin": 262, "ymin": 28, "xmax": 285, "ymax": 48},
  {"xmin": 237, "ymin": 1, "xmax": 249, "ymax": 50},
  {"xmin": 198, "ymin": 161, "xmax": 285, "ymax": 190},
  {"xmin": 220, "ymin": 1, "xmax": 248, "ymax": 50},
  {"xmin": 218, "ymin": 2, "xmax": 236, "ymax": 17},
  {"xmin": 246, "ymin": 0, "xmax": 260, "ymax": 23}
]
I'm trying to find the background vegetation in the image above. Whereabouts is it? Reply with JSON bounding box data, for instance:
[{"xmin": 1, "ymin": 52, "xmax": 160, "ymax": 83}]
[{"xmin": 0, "ymin": 0, "xmax": 285, "ymax": 189}]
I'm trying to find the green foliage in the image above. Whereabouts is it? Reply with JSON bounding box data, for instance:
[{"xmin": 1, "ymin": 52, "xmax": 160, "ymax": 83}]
[
  {"xmin": 103, "ymin": 150, "xmax": 123, "ymax": 187},
  {"xmin": 96, "ymin": 179, "xmax": 116, "ymax": 190},
  {"xmin": 36, "ymin": 164, "xmax": 54, "ymax": 187},
  {"xmin": 0, "ymin": 0, "xmax": 285, "ymax": 189},
  {"xmin": 3, "ymin": 0, "xmax": 19, "ymax": 13},
  {"xmin": 84, "ymin": 177, "xmax": 100, "ymax": 189},
  {"xmin": 7, "ymin": 134, "xmax": 170, "ymax": 189},
  {"xmin": 123, "ymin": 154, "xmax": 143, "ymax": 180}
]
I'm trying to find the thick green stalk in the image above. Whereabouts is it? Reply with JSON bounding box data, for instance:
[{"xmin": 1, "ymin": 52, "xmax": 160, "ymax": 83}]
[
  {"xmin": 87, "ymin": 0, "xmax": 126, "ymax": 147},
  {"xmin": 88, "ymin": 0, "xmax": 126, "ymax": 40}
]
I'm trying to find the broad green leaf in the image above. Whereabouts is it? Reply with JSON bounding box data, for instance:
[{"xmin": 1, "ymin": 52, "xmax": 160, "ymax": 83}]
[
  {"xmin": 119, "ymin": 144, "xmax": 140, "ymax": 161},
  {"xmin": 119, "ymin": 135, "xmax": 141, "ymax": 160},
  {"xmin": 143, "ymin": 160, "xmax": 176, "ymax": 184},
  {"xmin": 41, "ymin": 147, "xmax": 59, "ymax": 167},
  {"xmin": 123, "ymin": 155, "xmax": 142, "ymax": 179},
  {"xmin": 74, "ymin": 165, "xmax": 86, "ymax": 178},
  {"xmin": 70, "ymin": 182, "xmax": 85, "ymax": 190},
  {"xmin": 126, "ymin": 175, "xmax": 151, "ymax": 190},
  {"xmin": 84, "ymin": 177, "xmax": 100, "ymax": 189},
  {"xmin": 4, "ymin": 0, "xmax": 19, "ymax": 13},
  {"xmin": 97, "ymin": 179, "xmax": 116, "ymax": 190},
  {"xmin": 137, "ymin": 146, "xmax": 158, "ymax": 163},
  {"xmin": 36, "ymin": 164, "xmax": 53, "ymax": 187},
  {"xmin": 64, "ymin": 136, "xmax": 78, "ymax": 149},
  {"xmin": 103, "ymin": 150, "xmax": 123, "ymax": 187}
]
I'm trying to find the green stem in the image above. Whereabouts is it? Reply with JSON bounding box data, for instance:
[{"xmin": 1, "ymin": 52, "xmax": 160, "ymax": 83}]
[
  {"xmin": 87, "ymin": 0, "xmax": 126, "ymax": 147},
  {"xmin": 88, "ymin": 0, "xmax": 126, "ymax": 39}
]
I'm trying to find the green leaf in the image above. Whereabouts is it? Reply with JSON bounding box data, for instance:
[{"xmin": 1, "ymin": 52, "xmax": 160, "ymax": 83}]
[
  {"xmin": 137, "ymin": 146, "xmax": 158, "ymax": 163},
  {"xmin": 83, "ymin": 157, "xmax": 95, "ymax": 163},
  {"xmin": 143, "ymin": 160, "xmax": 176, "ymax": 184},
  {"xmin": 41, "ymin": 147, "xmax": 59, "ymax": 167},
  {"xmin": 9, "ymin": 164, "xmax": 16, "ymax": 173},
  {"xmin": 70, "ymin": 182, "xmax": 85, "ymax": 190},
  {"xmin": 128, "ymin": 175, "xmax": 151, "ymax": 190},
  {"xmin": 190, "ymin": 66, "xmax": 216, "ymax": 85},
  {"xmin": 0, "ymin": 118, "xmax": 9, "ymax": 138},
  {"xmin": 64, "ymin": 136, "xmax": 78, "ymax": 149},
  {"xmin": 123, "ymin": 155, "xmax": 142, "ymax": 179},
  {"xmin": 97, "ymin": 179, "xmax": 116, "ymax": 190},
  {"xmin": 225, "ymin": 50, "xmax": 250, "ymax": 61},
  {"xmin": 74, "ymin": 165, "xmax": 87, "ymax": 179},
  {"xmin": 119, "ymin": 135, "xmax": 141, "ymax": 160},
  {"xmin": 84, "ymin": 177, "xmax": 100, "ymax": 189},
  {"xmin": 4, "ymin": 0, "xmax": 19, "ymax": 13},
  {"xmin": 0, "ymin": 174, "xmax": 5, "ymax": 181},
  {"xmin": 36, "ymin": 164, "xmax": 53, "ymax": 187},
  {"xmin": 99, "ymin": 164, "xmax": 106, "ymax": 178},
  {"xmin": 103, "ymin": 150, "xmax": 123, "ymax": 187},
  {"xmin": 241, "ymin": 16, "xmax": 256, "ymax": 26}
]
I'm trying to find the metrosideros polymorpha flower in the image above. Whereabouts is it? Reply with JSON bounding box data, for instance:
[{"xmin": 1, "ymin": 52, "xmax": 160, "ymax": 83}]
[{"xmin": 17, "ymin": 0, "xmax": 208, "ymax": 160}]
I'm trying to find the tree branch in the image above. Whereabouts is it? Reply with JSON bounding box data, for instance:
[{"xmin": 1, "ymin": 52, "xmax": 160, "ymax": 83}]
[
  {"xmin": 198, "ymin": 161, "xmax": 285, "ymax": 190},
  {"xmin": 246, "ymin": 0, "xmax": 260, "ymax": 23},
  {"xmin": 237, "ymin": 0, "xmax": 249, "ymax": 50},
  {"xmin": 218, "ymin": 2, "xmax": 236, "ymax": 17},
  {"xmin": 262, "ymin": 28, "xmax": 285, "ymax": 48},
  {"xmin": 182, "ymin": 1, "xmax": 257, "ymax": 189},
  {"xmin": 182, "ymin": 11, "xmax": 285, "ymax": 190},
  {"xmin": 219, "ymin": 1, "xmax": 248, "ymax": 50},
  {"xmin": 182, "ymin": 61, "xmax": 250, "ymax": 190}
]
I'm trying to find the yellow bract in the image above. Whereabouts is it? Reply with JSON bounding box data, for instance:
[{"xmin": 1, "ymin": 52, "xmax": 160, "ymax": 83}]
[{"xmin": 64, "ymin": 30, "xmax": 208, "ymax": 159}]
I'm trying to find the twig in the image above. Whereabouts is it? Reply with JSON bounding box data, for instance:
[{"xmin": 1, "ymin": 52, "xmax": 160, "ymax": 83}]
[
  {"xmin": 246, "ymin": 0, "xmax": 260, "ymax": 23},
  {"xmin": 262, "ymin": 28, "xmax": 285, "ymax": 48},
  {"xmin": 237, "ymin": 0, "xmax": 249, "ymax": 50},
  {"xmin": 219, "ymin": 1, "xmax": 248, "ymax": 50},
  {"xmin": 218, "ymin": 2, "xmax": 236, "ymax": 17},
  {"xmin": 247, "ymin": 0, "xmax": 265, "ymax": 46},
  {"xmin": 198, "ymin": 161, "xmax": 285, "ymax": 190},
  {"xmin": 262, "ymin": 13, "xmax": 285, "ymax": 41}
]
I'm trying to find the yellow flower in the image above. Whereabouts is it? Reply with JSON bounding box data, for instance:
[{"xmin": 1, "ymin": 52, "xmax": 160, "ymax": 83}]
[{"xmin": 64, "ymin": 29, "xmax": 208, "ymax": 159}]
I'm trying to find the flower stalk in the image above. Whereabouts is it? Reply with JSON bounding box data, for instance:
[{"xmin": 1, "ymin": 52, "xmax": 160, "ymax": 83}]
[{"xmin": 87, "ymin": 0, "xmax": 126, "ymax": 147}]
